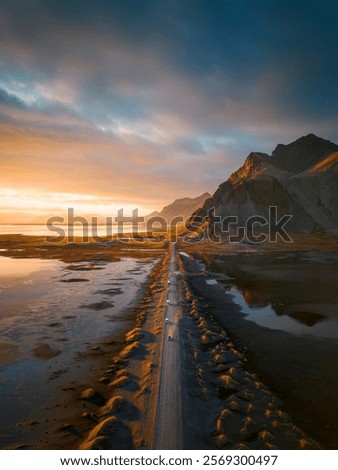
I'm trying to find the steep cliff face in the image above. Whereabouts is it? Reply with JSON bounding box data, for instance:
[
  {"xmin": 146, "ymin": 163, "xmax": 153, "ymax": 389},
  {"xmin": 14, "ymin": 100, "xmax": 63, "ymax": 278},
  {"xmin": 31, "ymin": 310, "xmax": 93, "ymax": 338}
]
[
  {"xmin": 286, "ymin": 151, "xmax": 338, "ymax": 232},
  {"xmin": 194, "ymin": 134, "xmax": 338, "ymax": 234},
  {"xmin": 228, "ymin": 153, "xmax": 270, "ymax": 187}
]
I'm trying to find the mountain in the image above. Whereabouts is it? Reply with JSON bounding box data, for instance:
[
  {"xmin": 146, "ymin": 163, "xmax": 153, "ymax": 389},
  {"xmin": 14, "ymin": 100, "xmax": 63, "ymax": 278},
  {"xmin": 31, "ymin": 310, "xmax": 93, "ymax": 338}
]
[
  {"xmin": 145, "ymin": 192, "xmax": 211, "ymax": 224},
  {"xmin": 267, "ymin": 133, "xmax": 338, "ymax": 173},
  {"xmin": 193, "ymin": 134, "xmax": 338, "ymax": 234}
]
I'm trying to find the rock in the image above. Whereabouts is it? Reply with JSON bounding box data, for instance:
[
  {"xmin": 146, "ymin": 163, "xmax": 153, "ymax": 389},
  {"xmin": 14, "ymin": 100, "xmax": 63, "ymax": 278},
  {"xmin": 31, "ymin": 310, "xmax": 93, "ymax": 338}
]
[
  {"xmin": 228, "ymin": 367, "xmax": 239, "ymax": 377},
  {"xmin": 232, "ymin": 442, "xmax": 250, "ymax": 450},
  {"xmin": 214, "ymin": 354, "xmax": 226, "ymax": 364},
  {"xmin": 298, "ymin": 438, "xmax": 315, "ymax": 449}
]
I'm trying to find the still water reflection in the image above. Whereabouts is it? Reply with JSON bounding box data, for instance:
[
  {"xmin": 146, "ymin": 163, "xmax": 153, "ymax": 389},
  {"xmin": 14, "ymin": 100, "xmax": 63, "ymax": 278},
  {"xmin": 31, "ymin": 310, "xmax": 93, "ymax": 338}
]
[{"xmin": 211, "ymin": 251, "xmax": 338, "ymax": 340}]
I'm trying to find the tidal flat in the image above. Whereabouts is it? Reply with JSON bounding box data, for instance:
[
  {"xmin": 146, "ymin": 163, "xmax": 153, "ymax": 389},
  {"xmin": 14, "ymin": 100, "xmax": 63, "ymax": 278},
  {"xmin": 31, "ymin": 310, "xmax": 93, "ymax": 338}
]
[
  {"xmin": 180, "ymin": 236, "xmax": 338, "ymax": 448},
  {"xmin": 0, "ymin": 235, "xmax": 165, "ymax": 449}
]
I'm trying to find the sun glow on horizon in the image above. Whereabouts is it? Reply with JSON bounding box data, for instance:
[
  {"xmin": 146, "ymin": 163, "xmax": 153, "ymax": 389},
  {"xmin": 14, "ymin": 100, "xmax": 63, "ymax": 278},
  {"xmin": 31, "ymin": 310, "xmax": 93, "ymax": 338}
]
[{"xmin": 0, "ymin": 188, "xmax": 156, "ymax": 223}]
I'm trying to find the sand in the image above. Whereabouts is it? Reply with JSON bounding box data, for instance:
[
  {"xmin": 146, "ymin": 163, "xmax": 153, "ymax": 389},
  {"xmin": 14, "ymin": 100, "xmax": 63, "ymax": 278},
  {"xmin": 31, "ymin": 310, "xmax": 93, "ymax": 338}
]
[
  {"xmin": 178, "ymin": 241, "xmax": 338, "ymax": 449},
  {"xmin": 176, "ymin": 252, "xmax": 320, "ymax": 450},
  {"xmin": 76, "ymin": 240, "xmax": 323, "ymax": 450},
  {"xmin": 0, "ymin": 234, "xmax": 166, "ymax": 449},
  {"xmin": 0, "ymin": 342, "xmax": 19, "ymax": 364},
  {"xmin": 1, "ymin": 233, "xmax": 337, "ymax": 449},
  {"xmin": 80, "ymin": 253, "xmax": 170, "ymax": 450}
]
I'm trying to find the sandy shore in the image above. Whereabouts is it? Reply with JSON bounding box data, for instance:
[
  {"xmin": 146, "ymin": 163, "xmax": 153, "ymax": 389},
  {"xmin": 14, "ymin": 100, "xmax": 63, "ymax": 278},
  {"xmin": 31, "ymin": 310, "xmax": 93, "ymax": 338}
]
[
  {"xmin": 1, "ymin": 234, "xmax": 337, "ymax": 449},
  {"xmin": 178, "ymin": 242, "xmax": 338, "ymax": 449},
  {"xmin": 0, "ymin": 235, "xmax": 167, "ymax": 449},
  {"xmin": 77, "ymin": 252, "xmax": 170, "ymax": 450},
  {"xmin": 176, "ymin": 252, "xmax": 321, "ymax": 450},
  {"xmin": 75, "ymin": 242, "xmax": 322, "ymax": 450}
]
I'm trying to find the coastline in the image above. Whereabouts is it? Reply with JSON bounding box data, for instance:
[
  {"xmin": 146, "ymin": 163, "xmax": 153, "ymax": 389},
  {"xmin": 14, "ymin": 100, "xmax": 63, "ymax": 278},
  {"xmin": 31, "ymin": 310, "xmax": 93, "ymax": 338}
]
[
  {"xmin": 1, "ymin": 234, "xmax": 338, "ymax": 449},
  {"xmin": 177, "ymin": 251, "xmax": 320, "ymax": 450},
  {"xmin": 178, "ymin": 246, "xmax": 338, "ymax": 449},
  {"xmin": 80, "ymin": 241, "xmax": 325, "ymax": 450},
  {"xmin": 79, "ymin": 252, "xmax": 169, "ymax": 450},
  {"xmin": 0, "ymin": 235, "xmax": 167, "ymax": 449}
]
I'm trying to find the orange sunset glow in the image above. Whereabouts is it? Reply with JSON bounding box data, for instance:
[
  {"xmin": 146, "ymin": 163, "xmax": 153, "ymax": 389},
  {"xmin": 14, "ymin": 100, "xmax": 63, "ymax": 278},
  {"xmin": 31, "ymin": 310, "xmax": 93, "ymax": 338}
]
[
  {"xmin": 1, "ymin": 0, "xmax": 338, "ymax": 457},
  {"xmin": 1, "ymin": 2, "xmax": 337, "ymax": 224}
]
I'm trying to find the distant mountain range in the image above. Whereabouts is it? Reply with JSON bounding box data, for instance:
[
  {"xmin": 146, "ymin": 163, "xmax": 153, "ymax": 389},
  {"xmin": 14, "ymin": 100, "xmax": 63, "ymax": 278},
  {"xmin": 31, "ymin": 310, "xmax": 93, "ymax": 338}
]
[
  {"xmin": 193, "ymin": 134, "xmax": 338, "ymax": 234},
  {"xmin": 145, "ymin": 192, "xmax": 211, "ymax": 224}
]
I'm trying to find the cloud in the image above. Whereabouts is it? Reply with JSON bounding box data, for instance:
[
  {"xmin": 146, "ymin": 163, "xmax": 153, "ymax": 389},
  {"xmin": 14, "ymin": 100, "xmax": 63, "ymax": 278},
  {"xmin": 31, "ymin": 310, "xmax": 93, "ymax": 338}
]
[{"xmin": 1, "ymin": 0, "xmax": 338, "ymax": 216}]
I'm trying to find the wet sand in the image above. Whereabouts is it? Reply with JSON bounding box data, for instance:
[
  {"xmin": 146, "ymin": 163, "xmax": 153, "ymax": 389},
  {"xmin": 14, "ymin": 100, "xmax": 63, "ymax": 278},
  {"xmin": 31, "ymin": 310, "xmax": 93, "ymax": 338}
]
[
  {"xmin": 0, "ymin": 235, "xmax": 166, "ymax": 449},
  {"xmin": 74, "ymin": 240, "xmax": 325, "ymax": 450},
  {"xmin": 178, "ymin": 239, "xmax": 338, "ymax": 449},
  {"xmin": 1, "ymin": 233, "xmax": 338, "ymax": 449}
]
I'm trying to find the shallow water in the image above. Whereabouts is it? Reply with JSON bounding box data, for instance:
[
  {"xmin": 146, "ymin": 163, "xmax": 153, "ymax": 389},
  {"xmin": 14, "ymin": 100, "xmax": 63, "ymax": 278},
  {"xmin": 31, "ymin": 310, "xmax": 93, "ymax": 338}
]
[
  {"xmin": 0, "ymin": 255, "xmax": 156, "ymax": 447},
  {"xmin": 202, "ymin": 248, "xmax": 338, "ymax": 448},
  {"xmin": 210, "ymin": 250, "xmax": 338, "ymax": 340},
  {"xmin": 228, "ymin": 285, "xmax": 338, "ymax": 339},
  {"xmin": 0, "ymin": 224, "xmax": 147, "ymax": 237}
]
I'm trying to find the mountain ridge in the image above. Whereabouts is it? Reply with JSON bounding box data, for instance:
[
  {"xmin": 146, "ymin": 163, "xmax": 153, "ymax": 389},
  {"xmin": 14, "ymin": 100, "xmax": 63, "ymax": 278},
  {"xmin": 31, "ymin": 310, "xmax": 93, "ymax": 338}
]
[
  {"xmin": 193, "ymin": 134, "xmax": 338, "ymax": 234},
  {"xmin": 145, "ymin": 192, "xmax": 211, "ymax": 224}
]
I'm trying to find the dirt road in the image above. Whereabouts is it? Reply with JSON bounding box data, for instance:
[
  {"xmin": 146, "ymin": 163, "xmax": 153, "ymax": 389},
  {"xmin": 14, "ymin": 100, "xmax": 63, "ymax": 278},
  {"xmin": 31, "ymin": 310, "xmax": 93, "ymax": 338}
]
[{"xmin": 153, "ymin": 242, "xmax": 183, "ymax": 449}]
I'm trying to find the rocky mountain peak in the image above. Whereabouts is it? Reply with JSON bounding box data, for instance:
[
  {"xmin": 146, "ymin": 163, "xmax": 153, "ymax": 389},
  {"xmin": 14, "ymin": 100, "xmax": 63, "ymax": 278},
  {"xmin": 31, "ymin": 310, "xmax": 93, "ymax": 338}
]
[
  {"xmin": 192, "ymin": 134, "xmax": 338, "ymax": 235},
  {"xmin": 228, "ymin": 152, "xmax": 269, "ymax": 187},
  {"xmin": 269, "ymin": 134, "xmax": 338, "ymax": 173}
]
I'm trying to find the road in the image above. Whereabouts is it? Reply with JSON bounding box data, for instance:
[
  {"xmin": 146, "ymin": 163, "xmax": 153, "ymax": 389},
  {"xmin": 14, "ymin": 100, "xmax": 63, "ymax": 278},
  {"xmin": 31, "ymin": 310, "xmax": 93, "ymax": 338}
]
[{"xmin": 153, "ymin": 242, "xmax": 183, "ymax": 449}]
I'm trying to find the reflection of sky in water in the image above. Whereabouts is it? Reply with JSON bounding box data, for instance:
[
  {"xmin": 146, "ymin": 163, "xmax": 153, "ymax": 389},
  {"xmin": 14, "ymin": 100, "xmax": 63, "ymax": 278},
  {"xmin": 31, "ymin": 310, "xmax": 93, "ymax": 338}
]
[
  {"xmin": 0, "ymin": 254, "xmax": 156, "ymax": 447},
  {"xmin": 0, "ymin": 257, "xmax": 57, "ymax": 277},
  {"xmin": 229, "ymin": 286, "xmax": 338, "ymax": 340},
  {"xmin": 0, "ymin": 256, "xmax": 155, "ymax": 356},
  {"xmin": 0, "ymin": 224, "xmax": 146, "ymax": 237}
]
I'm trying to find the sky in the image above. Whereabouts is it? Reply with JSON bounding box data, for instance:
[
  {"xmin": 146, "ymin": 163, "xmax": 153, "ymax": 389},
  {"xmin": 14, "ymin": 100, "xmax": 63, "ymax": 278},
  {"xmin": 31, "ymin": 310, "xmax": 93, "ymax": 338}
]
[{"xmin": 1, "ymin": 0, "xmax": 338, "ymax": 221}]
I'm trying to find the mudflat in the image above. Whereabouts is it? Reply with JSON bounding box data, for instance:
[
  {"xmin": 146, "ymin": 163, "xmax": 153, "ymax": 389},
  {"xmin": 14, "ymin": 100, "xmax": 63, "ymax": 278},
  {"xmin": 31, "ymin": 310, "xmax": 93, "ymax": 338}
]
[
  {"xmin": 0, "ymin": 234, "xmax": 166, "ymax": 449},
  {"xmin": 179, "ymin": 235, "xmax": 338, "ymax": 449},
  {"xmin": 1, "ymin": 233, "xmax": 337, "ymax": 449}
]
